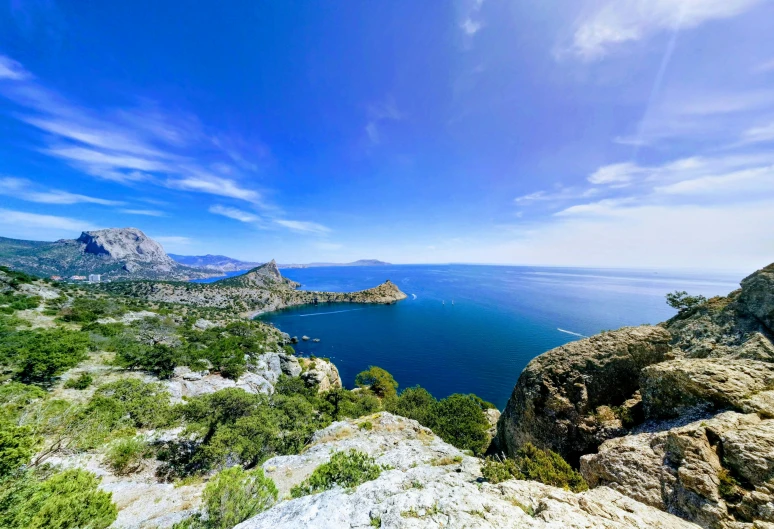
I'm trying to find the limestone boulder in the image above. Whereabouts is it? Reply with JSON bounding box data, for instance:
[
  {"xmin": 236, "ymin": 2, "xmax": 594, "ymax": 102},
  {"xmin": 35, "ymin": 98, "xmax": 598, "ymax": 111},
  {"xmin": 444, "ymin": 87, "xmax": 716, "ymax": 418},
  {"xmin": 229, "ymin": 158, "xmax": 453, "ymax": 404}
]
[
  {"xmin": 300, "ymin": 357, "xmax": 342, "ymax": 392},
  {"xmin": 739, "ymin": 264, "xmax": 774, "ymax": 334},
  {"xmin": 496, "ymin": 325, "xmax": 671, "ymax": 463},
  {"xmin": 640, "ymin": 359, "xmax": 774, "ymax": 420},
  {"xmin": 581, "ymin": 412, "xmax": 774, "ymax": 528}
]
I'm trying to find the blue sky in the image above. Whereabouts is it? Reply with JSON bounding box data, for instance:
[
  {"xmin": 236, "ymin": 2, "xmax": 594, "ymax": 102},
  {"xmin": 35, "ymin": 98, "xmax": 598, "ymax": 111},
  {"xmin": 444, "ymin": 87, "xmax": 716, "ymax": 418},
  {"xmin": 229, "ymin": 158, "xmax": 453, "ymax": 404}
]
[{"xmin": 1, "ymin": 0, "xmax": 773, "ymax": 270}]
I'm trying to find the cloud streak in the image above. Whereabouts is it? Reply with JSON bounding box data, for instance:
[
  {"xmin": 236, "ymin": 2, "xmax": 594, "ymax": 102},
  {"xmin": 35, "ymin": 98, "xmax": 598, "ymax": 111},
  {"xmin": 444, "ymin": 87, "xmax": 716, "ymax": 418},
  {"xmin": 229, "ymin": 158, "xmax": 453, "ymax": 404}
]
[
  {"xmin": 569, "ymin": 0, "xmax": 766, "ymax": 60},
  {"xmin": 0, "ymin": 177, "xmax": 123, "ymax": 206}
]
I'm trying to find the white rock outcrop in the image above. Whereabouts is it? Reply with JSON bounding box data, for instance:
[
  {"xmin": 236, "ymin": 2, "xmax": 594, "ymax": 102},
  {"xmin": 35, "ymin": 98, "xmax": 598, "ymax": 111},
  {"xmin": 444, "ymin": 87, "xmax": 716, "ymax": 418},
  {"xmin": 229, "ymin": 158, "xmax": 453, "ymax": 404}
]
[{"xmin": 233, "ymin": 413, "xmax": 699, "ymax": 529}]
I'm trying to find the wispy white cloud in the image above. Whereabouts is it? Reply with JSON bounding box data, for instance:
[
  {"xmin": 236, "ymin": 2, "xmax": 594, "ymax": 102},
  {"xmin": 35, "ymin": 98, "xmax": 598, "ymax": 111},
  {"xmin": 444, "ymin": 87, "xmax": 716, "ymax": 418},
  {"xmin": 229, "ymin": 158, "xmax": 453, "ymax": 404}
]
[
  {"xmin": 739, "ymin": 121, "xmax": 774, "ymax": 145},
  {"xmin": 458, "ymin": 0, "xmax": 485, "ymax": 39},
  {"xmin": 274, "ymin": 219, "xmax": 331, "ymax": 235},
  {"xmin": 208, "ymin": 205, "xmax": 261, "ymax": 223},
  {"xmin": 588, "ymin": 162, "xmax": 642, "ymax": 185},
  {"xmin": 568, "ymin": 0, "xmax": 766, "ymax": 61},
  {"xmin": 754, "ymin": 58, "xmax": 774, "ymax": 73},
  {"xmin": 460, "ymin": 18, "xmax": 483, "ymax": 36},
  {"xmin": 365, "ymin": 98, "xmax": 405, "ymax": 145},
  {"xmin": 653, "ymin": 165, "xmax": 774, "ymax": 197},
  {"xmin": 120, "ymin": 209, "xmax": 166, "ymax": 217},
  {"xmin": 514, "ymin": 187, "xmax": 599, "ymax": 205},
  {"xmin": 0, "ymin": 177, "xmax": 123, "ymax": 205},
  {"xmin": 490, "ymin": 200, "xmax": 774, "ymax": 270},
  {"xmin": 169, "ymin": 174, "xmax": 261, "ymax": 203},
  {"xmin": 0, "ymin": 208, "xmax": 95, "ymax": 236},
  {"xmin": 0, "ymin": 55, "xmax": 31, "ymax": 80},
  {"xmin": 153, "ymin": 236, "xmax": 193, "ymax": 245}
]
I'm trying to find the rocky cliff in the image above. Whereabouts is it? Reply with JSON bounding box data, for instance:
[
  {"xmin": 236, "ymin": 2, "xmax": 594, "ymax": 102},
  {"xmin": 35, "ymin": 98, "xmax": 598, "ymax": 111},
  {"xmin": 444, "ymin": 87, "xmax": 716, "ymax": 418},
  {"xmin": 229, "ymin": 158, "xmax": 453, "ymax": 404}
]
[
  {"xmin": 0, "ymin": 229, "xmax": 217, "ymax": 280},
  {"xmin": 496, "ymin": 262, "xmax": 774, "ymax": 528}
]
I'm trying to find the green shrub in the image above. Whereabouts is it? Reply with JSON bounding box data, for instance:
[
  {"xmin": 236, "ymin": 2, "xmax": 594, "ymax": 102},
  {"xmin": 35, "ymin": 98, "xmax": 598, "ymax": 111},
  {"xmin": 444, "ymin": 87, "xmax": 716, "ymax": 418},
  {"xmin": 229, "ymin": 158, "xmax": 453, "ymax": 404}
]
[
  {"xmin": 105, "ymin": 437, "xmax": 148, "ymax": 475},
  {"xmin": 360, "ymin": 421, "xmax": 373, "ymax": 430},
  {"xmin": 9, "ymin": 468, "xmax": 117, "ymax": 529},
  {"xmin": 203, "ymin": 466, "xmax": 277, "ymax": 529},
  {"xmin": 291, "ymin": 450, "xmax": 388, "ymax": 497},
  {"xmin": 324, "ymin": 388, "xmax": 381, "ymax": 420},
  {"xmin": 0, "ymin": 382, "xmax": 46, "ymax": 420},
  {"xmin": 718, "ymin": 468, "xmax": 743, "ymax": 502},
  {"xmin": 0, "ymin": 424, "xmax": 36, "ymax": 478},
  {"xmin": 115, "ymin": 342, "xmax": 180, "ymax": 379},
  {"xmin": 82, "ymin": 321, "xmax": 126, "ymax": 337},
  {"xmin": 58, "ymin": 296, "xmax": 127, "ymax": 323},
  {"xmin": 0, "ymin": 292, "xmax": 40, "ymax": 311},
  {"xmin": 355, "ymin": 366, "xmax": 398, "ymax": 399},
  {"xmin": 64, "ymin": 372, "xmax": 93, "ymax": 390},
  {"xmin": 428, "ymin": 394, "xmax": 490, "ymax": 455},
  {"xmin": 93, "ymin": 379, "xmax": 172, "ymax": 429},
  {"xmin": 386, "ymin": 386, "xmax": 436, "ymax": 425},
  {"xmin": 482, "ymin": 444, "xmax": 588, "ymax": 492},
  {"xmin": 0, "ymin": 328, "xmax": 90, "ymax": 386}
]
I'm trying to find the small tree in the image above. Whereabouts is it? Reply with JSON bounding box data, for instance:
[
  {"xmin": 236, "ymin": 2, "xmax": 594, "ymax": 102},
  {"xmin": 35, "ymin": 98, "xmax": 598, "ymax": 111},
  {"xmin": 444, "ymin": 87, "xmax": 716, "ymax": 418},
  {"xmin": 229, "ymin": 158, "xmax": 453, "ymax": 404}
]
[
  {"xmin": 666, "ymin": 290, "xmax": 707, "ymax": 313},
  {"xmin": 355, "ymin": 366, "xmax": 398, "ymax": 399}
]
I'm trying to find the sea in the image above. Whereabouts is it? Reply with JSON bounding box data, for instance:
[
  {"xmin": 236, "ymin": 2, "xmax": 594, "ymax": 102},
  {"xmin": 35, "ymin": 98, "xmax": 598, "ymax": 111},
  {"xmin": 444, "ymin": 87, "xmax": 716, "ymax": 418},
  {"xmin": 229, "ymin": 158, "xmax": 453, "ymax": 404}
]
[{"xmin": 196, "ymin": 265, "xmax": 743, "ymax": 409}]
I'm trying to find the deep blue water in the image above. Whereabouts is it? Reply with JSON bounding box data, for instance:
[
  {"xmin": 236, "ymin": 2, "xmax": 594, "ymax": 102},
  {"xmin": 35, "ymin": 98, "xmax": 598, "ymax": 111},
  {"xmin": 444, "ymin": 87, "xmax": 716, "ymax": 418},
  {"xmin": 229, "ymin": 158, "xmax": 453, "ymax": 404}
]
[{"xmin": 234, "ymin": 265, "xmax": 737, "ymax": 409}]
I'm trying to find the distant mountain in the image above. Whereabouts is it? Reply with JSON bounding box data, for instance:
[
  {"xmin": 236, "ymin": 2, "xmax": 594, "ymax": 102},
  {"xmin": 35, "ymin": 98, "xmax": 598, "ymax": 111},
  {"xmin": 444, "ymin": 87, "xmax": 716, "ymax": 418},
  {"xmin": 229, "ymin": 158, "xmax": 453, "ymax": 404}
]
[
  {"xmin": 168, "ymin": 253, "xmax": 263, "ymax": 272},
  {"xmin": 278, "ymin": 259, "xmax": 392, "ymax": 269},
  {"xmin": 0, "ymin": 228, "xmax": 218, "ymax": 281},
  {"xmin": 170, "ymin": 254, "xmax": 392, "ymax": 271}
]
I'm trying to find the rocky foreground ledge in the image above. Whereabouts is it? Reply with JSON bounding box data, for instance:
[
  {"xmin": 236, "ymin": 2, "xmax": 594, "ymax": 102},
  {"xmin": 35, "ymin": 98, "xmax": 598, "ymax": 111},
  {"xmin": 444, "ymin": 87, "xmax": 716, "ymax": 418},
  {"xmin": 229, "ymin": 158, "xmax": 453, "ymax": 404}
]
[
  {"xmin": 237, "ymin": 413, "xmax": 697, "ymax": 529},
  {"xmin": 496, "ymin": 262, "xmax": 774, "ymax": 529}
]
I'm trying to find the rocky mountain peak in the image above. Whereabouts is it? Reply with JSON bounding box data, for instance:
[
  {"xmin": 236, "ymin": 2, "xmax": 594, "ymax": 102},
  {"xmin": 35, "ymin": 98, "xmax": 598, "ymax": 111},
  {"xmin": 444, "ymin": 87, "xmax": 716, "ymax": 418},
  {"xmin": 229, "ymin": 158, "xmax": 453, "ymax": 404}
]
[
  {"xmin": 77, "ymin": 228, "xmax": 173, "ymax": 264},
  {"xmin": 255, "ymin": 259, "xmax": 281, "ymax": 280}
]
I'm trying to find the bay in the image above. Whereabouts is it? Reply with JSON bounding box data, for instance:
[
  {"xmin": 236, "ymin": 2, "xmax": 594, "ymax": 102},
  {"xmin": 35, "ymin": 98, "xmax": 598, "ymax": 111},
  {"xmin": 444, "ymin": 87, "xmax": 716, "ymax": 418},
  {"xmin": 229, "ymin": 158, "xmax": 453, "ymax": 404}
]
[{"xmin": 248, "ymin": 265, "xmax": 742, "ymax": 409}]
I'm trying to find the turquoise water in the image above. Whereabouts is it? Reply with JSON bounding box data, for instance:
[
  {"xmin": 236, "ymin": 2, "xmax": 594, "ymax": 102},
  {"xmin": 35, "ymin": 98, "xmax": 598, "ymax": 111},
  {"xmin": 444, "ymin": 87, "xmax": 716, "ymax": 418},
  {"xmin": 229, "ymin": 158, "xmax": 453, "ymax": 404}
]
[{"xmin": 248, "ymin": 265, "xmax": 741, "ymax": 409}]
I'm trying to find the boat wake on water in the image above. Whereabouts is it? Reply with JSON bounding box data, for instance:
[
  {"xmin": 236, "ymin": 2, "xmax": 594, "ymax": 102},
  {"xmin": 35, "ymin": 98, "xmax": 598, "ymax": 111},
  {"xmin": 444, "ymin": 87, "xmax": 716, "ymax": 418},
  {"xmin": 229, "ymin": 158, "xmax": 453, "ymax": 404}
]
[
  {"xmin": 298, "ymin": 309, "xmax": 365, "ymax": 317},
  {"xmin": 412, "ymin": 294, "xmax": 417, "ymax": 299},
  {"xmin": 557, "ymin": 328, "xmax": 588, "ymax": 338}
]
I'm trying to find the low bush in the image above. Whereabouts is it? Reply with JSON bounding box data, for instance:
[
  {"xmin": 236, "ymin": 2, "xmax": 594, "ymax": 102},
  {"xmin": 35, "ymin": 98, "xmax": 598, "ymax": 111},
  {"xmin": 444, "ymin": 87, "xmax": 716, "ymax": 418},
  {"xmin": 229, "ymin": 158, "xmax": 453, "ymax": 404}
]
[
  {"xmin": 3, "ymin": 468, "xmax": 117, "ymax": 529},
  {"xmin": 290, "ymin": 449, "xmax": 388, "ymax": 497},
  {"xmin": 0, "ymin": 424, "xmax": 36, "ymax": 478},
  {"xmin": 203, "ymin": 466, "xmax": 278, "ymax": 528},
  {"xmin": 0, "ymin": 328, "xmax": 90, "ymax": 385},
  {"xmin": 64, "ymin": 372, "xmax": 93, "ymax": 390},
  {"xmin": 172, "ymin": 466, "xmax": 278, "ymax": 529},
  {"xmin": 105, "ymin": 437, "xmax": 148, "ymax": 475},
  {"xmin": 482, "ymin": 444, "xmax": 588, "ymax": 492},
  {"xmin": 92, "ymin": 379, "xmax": 173, "ymax": 429}
]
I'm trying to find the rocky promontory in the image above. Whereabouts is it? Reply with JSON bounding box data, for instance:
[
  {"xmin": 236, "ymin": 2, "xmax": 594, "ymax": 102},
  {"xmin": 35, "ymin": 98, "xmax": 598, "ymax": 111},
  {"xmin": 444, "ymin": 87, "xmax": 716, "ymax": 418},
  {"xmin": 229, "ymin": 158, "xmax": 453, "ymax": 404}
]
[
  {"xmin": 103, "ymin": 260, "xmax": 407, "ymax": 317},
  {"xmin": 496, "ymin": 262, "xmax": 774, "ymax": 528}
]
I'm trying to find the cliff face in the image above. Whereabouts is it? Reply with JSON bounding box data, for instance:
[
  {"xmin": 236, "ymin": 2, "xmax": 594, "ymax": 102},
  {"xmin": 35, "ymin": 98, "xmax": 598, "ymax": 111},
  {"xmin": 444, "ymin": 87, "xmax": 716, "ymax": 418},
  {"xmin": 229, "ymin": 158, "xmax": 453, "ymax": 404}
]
[
  {"xmin": 77, "ymin": 228, "xmax": 174, "ymax": 265},
  {"xmin": 497, "ymin": 263, "xmax": 774, "ymax": 528}
]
